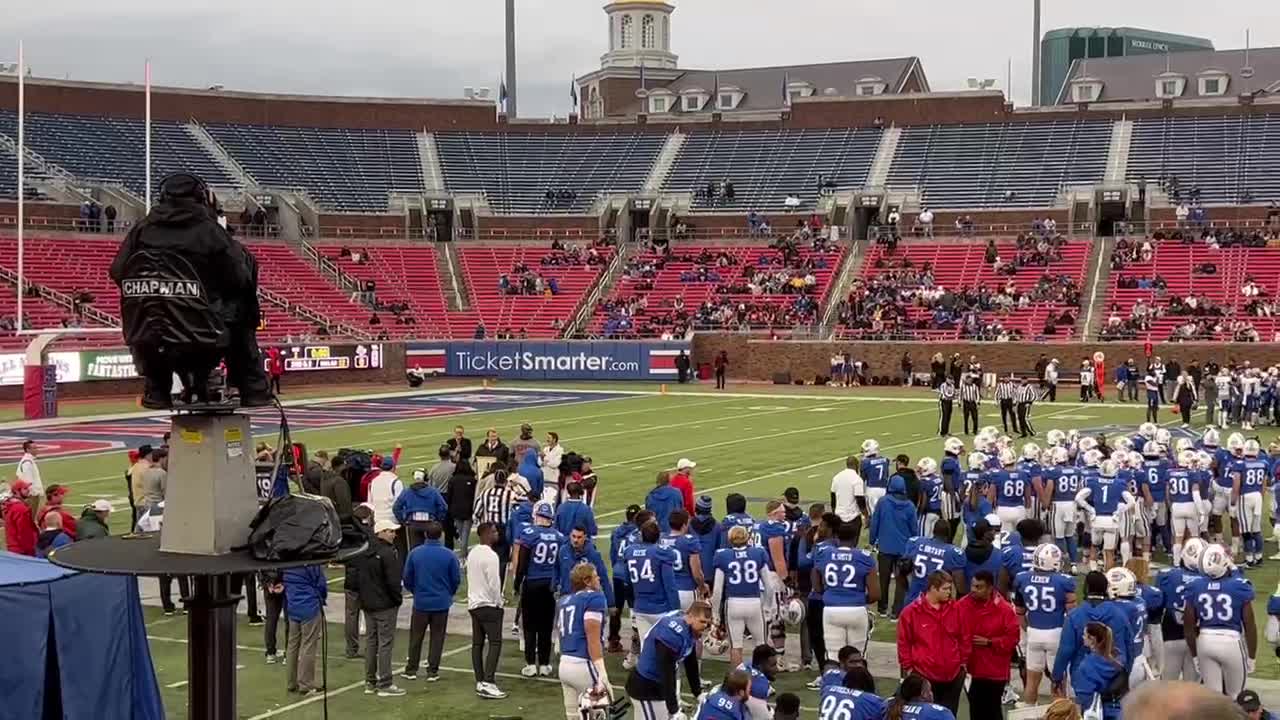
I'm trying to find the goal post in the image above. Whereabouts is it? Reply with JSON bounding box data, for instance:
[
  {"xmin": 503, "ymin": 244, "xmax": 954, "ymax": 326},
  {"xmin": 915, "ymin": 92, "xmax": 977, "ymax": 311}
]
[{"xmin": 20, "ymin": 328, "xmax": 123, "ymax": 420}]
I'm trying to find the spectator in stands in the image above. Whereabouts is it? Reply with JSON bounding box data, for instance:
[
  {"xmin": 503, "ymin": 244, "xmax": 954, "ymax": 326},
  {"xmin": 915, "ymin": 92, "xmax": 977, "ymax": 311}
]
[
  {"xmin": 474, "ymin": 323, "xmax": 486, "ymax": 340},
  {"xmin": 104, "ymin": 204, "xmax": 117, "ymax": 233},
  {"xmin": 984, "ymin": 239, "xmax": 998, "ymax": 265},
  {"xmin": 1176, "ymin": 202, "xmax": 1190, "ymax": 228},
  {"xmin": 917, "ymin": 208, "xmax": 935, "ymax": 239}
]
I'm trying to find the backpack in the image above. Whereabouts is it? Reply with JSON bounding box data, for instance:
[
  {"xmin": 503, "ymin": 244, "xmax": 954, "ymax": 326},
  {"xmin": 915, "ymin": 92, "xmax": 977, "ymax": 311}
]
[
  {"xmin": 245, "ymin": 493, "xmax": 342, "ymax": 561},
  {"xmin": 117, "ymin": 247, "xmax": 225, "ymax": 348}
]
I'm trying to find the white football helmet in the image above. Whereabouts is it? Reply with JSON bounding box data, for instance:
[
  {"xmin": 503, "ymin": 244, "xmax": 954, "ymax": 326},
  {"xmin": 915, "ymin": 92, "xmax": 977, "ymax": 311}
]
[
  {"xmin": 1112, "ymin": 436, "xmax": 1134, "ymax": 453},
  {"xmin": 917, "ymin": 457, "xmax": 939, "ymax": 476},
  {"xmin": 1109, "ymin": 449, "xmax": 1128, "ymax": 466},
  {"xmin": 579, "ymin": 687, "xmax": 613, "ymax": 720},
  {"xmin": 1177, "ymin": 449, "xmax": 1197, "ymax": 469},
  {"xmin": 997, "ymin": 435, "xmax": 1014, "ymax": 452},
  {"xmin": 1202, "ymin": 428, "xmax": 1221, "ymax": 448},
  {"xmin": 1228, "ymin": 433, "xmax": 1246, "ymax": 454},
  {"xmin": 1099, "ymin": 458, "xmax": 1119, "ymax": 477},
  {"xmin": 1244, "ymin": 439, "xmax": 1261, "ymax": 458},
  {"xmin": 944, "ymin": 437, "xmax": 965, "ymax": 455},
  {"xmin": 1139, "ymin": 422, "xmax": 1158, "ymax": 440},
  {"xmin": 1040, "ymin": 447, "xmax": 1057, "ymax": 465},
  {"xmin": 1047, "ymin": 429, "xmax": 1067, "ymax": 448},
  {"xmin": 1022, "ymin": 443, "xmax": 1041, "ymax": 461},
  {"xmin": 1128, "ymin": 450, "xmax": 1145, "ymax": 469},
  {"xmin": 1034, "ymin": 543, "xmax": 1063, "ymax": 573},
  {"xmin": 1067, "ymin": 429, "xmax": 1081, "ymax": 446},
  {"xmin": 968, "ymin": 452, "xmax": 988, "ymax": 470},
  {"xmin": 1196, "ymin": 451, "xmax": 1214, "ymax": 472},
  {"xmin": 975, "ymin": 431, "xmax": 995, "ymax": 453},
  {"xmin": 1084, "ymin": 449, "xmax": 1104, "ymax": 468},
  {"xmin": 783, "ymin": 597, "xmax": 806, "ymax": 629},
  {"xmin": 1143, "ymin": 442, "xmax": 1163, "ymax": 459},
  {"xmin": 1182, "ymin": 537, "xmax": 1207, "ymax": 571},
  {"xmin": 1105, "ymin": 567, "xmax": 1138, "ymax": 599},
  {"xmin": 1174, "ymin": 438, "xmax": 1194, "ymax": 455},
  {"xmin": 862, "ymin": 439, "xmax": 880, "ymax": 456},
  {"xmin": 702, "ymin": 626, "xmax": 729, "ymax": 656},
  {"xmin": 999, "ymin": 448, "xmax": 1017, "ymax": 467},
  {"xmin": 1155, "ymin": 428, "xmax": 1172, "ymax": 447},
  {"xmin": 1200, "ymin": 543, "xmax": 1232, "ymax": 580},
  {"xmin": 1051, "ymin": 446, "xmax": 1071, "ymax": 466},
  {"xmin": 1079, "ymin": 437, "xmax": 1099, "ymax": 454}
]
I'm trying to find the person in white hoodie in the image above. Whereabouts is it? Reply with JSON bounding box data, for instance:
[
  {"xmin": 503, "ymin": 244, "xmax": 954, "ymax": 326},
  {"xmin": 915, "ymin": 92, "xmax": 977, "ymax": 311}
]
[
  {"xmin": 541, "ymin": 432, "xmax": 564, "ymax": 505},
  {"xmin": 366, "ymin": 457, "xmax": 405, "ymax": 554},
  {"xmin": 467, "ymin": 522, "xmax": 507, "ymax": 700}
]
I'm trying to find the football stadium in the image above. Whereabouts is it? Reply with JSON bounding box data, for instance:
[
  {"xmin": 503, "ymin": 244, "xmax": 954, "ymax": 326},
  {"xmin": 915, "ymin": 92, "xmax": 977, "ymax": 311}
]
[{"xmin": 3, "ymin": 1, "xmax": 1280, "ymax": 719}]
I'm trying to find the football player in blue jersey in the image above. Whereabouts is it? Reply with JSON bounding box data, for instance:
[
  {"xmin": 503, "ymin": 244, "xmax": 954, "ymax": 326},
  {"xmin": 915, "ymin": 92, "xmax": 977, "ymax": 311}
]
[
  {"xmin": 515, "ymin": 502, "xmax": 566, "ymax": 677},
  {"xmin": 818, "ymin": 665, "xmax": 888, "ymax": 720},
  {"xmin": 814, "ymin": 520, "xmax": 879, "ymax": 655},
  {"xmin": 1141, "ymin": 442, "xmax": 1172, "ymax": 556},
  {"xmin": 917, "ymin": 458, "xmax": 945, "ymax": 538},
  {"xmin": 1156, "ymin": 536, "xmax": 1206, "ymax": 682},
  {"xmin": 622, "ymin": 520, "xmax": 680, "ymax": 646},
  {"xmin": 902, "ymin": 520, "xmax": 965, "ymax": 607},
  {"xmin": 608, "ymin": 505, "xmax": 642, "ymax": 655},
  {"xmin": 1105, "ymin": 566, "xmax": 1156, "ymax": 687},
  {"xmin": 990, "ymin": 448, "xmax": 1030, "ymax": 535},
  {"xmin": 962, "ymin": 452, "xmax": 994, "ymax": 545},
  {"xmin": 625, "ymin": 602, "xmax": 711, "ymax": 720},
  {"xmin": 998, "ymin": 518, "xmax": 1043, "ymax": 596},
  {"xmin": 1045, "ymin": 446, "xmax": 1082, "ymax": 573},
  {"xmin": 695, "ymin": 669, "xmax": 750, "ymax": 720},
  {"xmin": 862, "ymin": 439, "xmax": 891, "ymax": 516},
  {"xmin": 1234, "ymin": 439, "xmax": 1271, "ymax": 566},
  {"xmin": 738, "ymin": 644, "xmax": 780, "ymax": 720},
  {"xmin": 1185, "ymin": 543, "xmax": 1258, "ymax": 698},
  {"xmin": 662, "ymin": 510, "xmax": 709, "ymax": 609},
  {"xmin": 1013, "ymin": 543, "xmax": 1076, "ymax": 707},
  {"xmin": 816, "ymin": 645, "xmax": 868, "ymax": 690},
  {"xmin": 557, "ymin": 563, "xmax": 611, "ymax": 720},
  {"xmin": 719, "ymin": 493, "xmax": 757, "ymax": 548},
  {"xmin": 756, "ymin": 499, "xmax": 792, "ymax": 652},
  {"xmin": 1076, "ymin": 458, "xmax": 1136, "ymax": 571},
  {"xmin": 1168, "ymin": 450, "xmax": 1207, "ymax": 568},
  {"xmin": 712, "ymin": 525, "xmax": 771, "ymax": 666},
  {"xmin": 884, "ymin": 673, "xmax": 956, "ymax": 720},
  {"xmin": 557, "ymin": 526, "xmax": 616, "ymax": 608}
]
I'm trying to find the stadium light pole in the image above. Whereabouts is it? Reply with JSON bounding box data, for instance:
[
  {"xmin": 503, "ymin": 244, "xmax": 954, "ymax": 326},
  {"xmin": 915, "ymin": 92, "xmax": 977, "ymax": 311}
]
[
  {"xmin": 1031, "ymin": 0, "xmax": 1042, "ymax": 106},
  {"xmin": 505, "ymin": 0, "xmax": 518, "ymax": 119},
  {"xmin": 16, "ymin": 40, "xmax": 23, "ymax": 333}
]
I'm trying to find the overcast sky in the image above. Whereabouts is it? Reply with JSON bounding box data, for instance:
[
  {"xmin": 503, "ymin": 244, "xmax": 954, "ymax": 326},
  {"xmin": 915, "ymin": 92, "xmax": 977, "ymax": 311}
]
[{"xmin": 3, "ymin": 0, "xmax": 1277, "ymax": 117}]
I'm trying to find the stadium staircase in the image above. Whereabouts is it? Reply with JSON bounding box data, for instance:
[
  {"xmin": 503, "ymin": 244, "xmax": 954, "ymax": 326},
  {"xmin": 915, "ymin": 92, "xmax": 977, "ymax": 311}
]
[
  {"xmin": 643, "ymin": 132, "xmax": 685, "ymax": 192},
  {"xmin": 436, "ymin": 242, "xmax": 471, "ymax": 311},
  {"xmin": 417, "ymin": 132, "xmax": 446, "ymax": 193},
  {"xmin": 819, "ymin": 237, "xmax": 869, "ymax": 335},
  {"xmin": 1104, "ymin": 119, "xmax": 1133, "ymax": 184},
  {"xmin": 865, "ymin": 125, "xmax": 902, "ymax": 189},
  {"xmin": 565, "ymin": 246, "xmax": 628, "ymax": 338},
  {"xmin": 186, "ymin": 122, "xmax": 256, "ymax": 190},
  {"xmin": 1078, "ymin": 236, "xmax": 1114, "ymax": 339}
]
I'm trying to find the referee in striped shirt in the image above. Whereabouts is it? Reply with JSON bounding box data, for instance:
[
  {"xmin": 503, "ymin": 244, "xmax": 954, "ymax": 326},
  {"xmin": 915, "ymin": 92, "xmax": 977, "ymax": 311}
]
[
  {"xmin": 960, "ymin": 374, "xmax": 982, "ymax": 435},
  {"xmin": 995, "ymin": 374, "xmax": 1018, "ymax": 434},
  {"xmin": 473, "ymin": 469, "xmax": 517, "ymax": 582},
  {"xmin": 1016, "ymin": 378, "xmax": 1039, "ymax": 437},
  {"xmin": 937, "ymin": 376, "xmax": 956, "ymax": 436}
]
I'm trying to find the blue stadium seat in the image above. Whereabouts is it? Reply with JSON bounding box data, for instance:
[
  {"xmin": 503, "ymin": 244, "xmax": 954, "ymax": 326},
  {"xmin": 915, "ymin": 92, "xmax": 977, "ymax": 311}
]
[
  {"xmin": 887, "ymin": 119, "xmax": 1111, "ymax": 209},
  {"xmin": 0, "ymin": 110, "xmax": 233, "ymax": 197},
  {"xmin": 663, "ymin": 127, "xmax": 882, "ymax": 211},
  {"xmin": 203, "ymin": 124, "xmax": 424, "ymax": 211},
  {"xmin": 434, "ymin": 131, "xmax": 666, "ymax": 214},
  {"xmin": 1127, "ymin": 115, "xmax": 1280, "ymax": 205}
]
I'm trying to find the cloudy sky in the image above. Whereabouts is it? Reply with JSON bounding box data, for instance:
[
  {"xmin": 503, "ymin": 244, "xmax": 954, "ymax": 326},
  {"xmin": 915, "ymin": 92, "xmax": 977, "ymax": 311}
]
[{"xmin": 3, "ymin": 0, "xmax": 1276, "ymax": 116}]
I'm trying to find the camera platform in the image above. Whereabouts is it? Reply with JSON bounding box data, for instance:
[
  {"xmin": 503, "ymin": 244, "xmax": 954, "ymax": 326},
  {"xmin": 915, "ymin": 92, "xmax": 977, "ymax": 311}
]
[{"xmin": 171, "ymin": 399, "xmax": 242, "ymax": 415}]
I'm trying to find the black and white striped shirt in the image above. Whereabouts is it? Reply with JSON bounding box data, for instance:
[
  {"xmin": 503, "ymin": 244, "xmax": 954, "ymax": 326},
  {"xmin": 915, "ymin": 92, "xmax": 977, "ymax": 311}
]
[
  {"xmin": 474, "ymin": 485, "xmax": 515, "ymax": 526},
  {"xmin": 1017, "ymin": 384, "xmax": 1038, "ymax": 404},
  {"xmin": 960, "ymin": 382, "xmax": 981, "ymax": 403},
  {"xmin": 995, "ymin": 380, "xmax": 1017, "ymax": 401},
  {"xmin": 938, "ymin": 382, "xmax": 956, "ymax": 401}
]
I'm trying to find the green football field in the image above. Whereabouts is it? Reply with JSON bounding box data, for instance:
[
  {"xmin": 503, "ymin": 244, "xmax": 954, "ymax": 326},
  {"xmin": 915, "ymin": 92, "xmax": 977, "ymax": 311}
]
[{"xmin": 16, "ymin": 382, "xmax": 1280, "ymax": 718}]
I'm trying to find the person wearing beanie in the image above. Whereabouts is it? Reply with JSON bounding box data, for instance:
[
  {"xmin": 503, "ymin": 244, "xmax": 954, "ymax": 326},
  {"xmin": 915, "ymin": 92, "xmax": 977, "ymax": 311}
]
[
  {"xmin": 608, "ymin": 505, "xmax": 643, "ymax": 653},
  {"xmin": 689, "ymin": 495, "xmax": 721, "ymax": 593}
]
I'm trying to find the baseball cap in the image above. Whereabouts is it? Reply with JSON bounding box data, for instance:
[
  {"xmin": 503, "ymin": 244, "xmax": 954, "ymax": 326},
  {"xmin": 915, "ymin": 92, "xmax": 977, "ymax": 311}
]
[
  {"xmin": 91, "ymin": 499, "xmax": 114, "ymax": 512},
  {"xmin": 783, "ymin": 487, "xmax": 800, "ymax": 503},
  {"xmin": 374, "ymin": 519, "xmax": 400, "ymax": 534},
  {"xmin": 695, "ymin": 495, "xmax": 713, "ymax": 513},
  {"xmin": 534, "ymin": 502, "xmax": 555, "ymax": 520},
  {"xmin": 380, "ymin": 456, "xmax": 395, "ymax": 471},
  {"xmin": 677, "ymin": 458, "xmax": 696, "ymax": 470},
  {"xmin": 9, "ymin": 479, "xmax": 31, "ymax": 497},
  {"xmin": 1238, "ymin": 690, "xmax": 1262, "ymax": 712}
]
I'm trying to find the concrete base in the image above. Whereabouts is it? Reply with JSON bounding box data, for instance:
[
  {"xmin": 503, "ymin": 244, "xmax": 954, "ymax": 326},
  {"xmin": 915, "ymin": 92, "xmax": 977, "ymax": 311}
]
[{"xmin": 161, "ymin": 412, "xmax": 260, "ymax": 555}]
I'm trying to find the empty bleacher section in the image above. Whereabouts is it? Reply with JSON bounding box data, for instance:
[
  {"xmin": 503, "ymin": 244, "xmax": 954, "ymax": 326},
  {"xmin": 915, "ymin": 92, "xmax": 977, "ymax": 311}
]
[
  {"xmin": 434, "ymin": 132, "xmax": 665, "ymax": 214},
  {"xmin": 591, "ymin": 238, "xmax": 841, "ymax": 338},
  {"xmin": 663, "ymin": 128, "xmax": 882, "ymax": 211},
  {"xmin": 0, "ymin": 111, "xmax": 233, "ymax": 196},
  {"xmin": 1100, "ymin": 237, "xmax": 1280, "ymax": 342},
  {"xmin": 203, "ymin": 125, "xmax": 424, "ymax": 211},
  {"xmin": 456, "ymin": 244, "xmax": 613, "ymax": 338},
  {"xmin": 0, "ymin": 151, "xmax": 43, "ymax": 200},
  {"xmin": 324, "ymin": 244, "xmax": 450, "ymax": 337},
  {"xmin": 887, "ymin": 119, "xmax": 1111, "ymax": 209},
  {"xmin": 837, "ymin": 238, "xmax": 1092, "ymax": 340},
  {"xmin": 1126, "ymin": 115, "xmax": 1280, "ymax": 205}
]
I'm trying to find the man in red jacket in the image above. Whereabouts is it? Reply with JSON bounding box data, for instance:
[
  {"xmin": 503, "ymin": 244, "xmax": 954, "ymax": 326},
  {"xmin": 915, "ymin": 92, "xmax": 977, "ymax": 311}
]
[
  {"xmin": 897, "ymin": 570, "xmax": 968, "ymax": 715},
  {"xmin": 2, "ymin": 479, "xmax": 39, "ymax": 556},
  {"xmin": 955, "ymin": 570, "xmax": 1021, "ymax": 720},
  {"xmin": 670, "ymin": 458, "xmax": 696, "ymax": 512}
]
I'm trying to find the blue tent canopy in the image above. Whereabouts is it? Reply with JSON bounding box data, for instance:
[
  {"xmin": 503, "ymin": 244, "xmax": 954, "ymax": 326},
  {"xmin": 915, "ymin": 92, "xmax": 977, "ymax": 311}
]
[{"xmin": 0, "ymin": 552, "xmax": 165, "ymax": 720}]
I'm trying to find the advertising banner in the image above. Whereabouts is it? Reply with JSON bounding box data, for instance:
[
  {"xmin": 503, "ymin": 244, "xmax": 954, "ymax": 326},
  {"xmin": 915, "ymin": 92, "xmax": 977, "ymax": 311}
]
[{"xmin": 406, "ymin": 341, "xmax": 690, "ymax": 381}]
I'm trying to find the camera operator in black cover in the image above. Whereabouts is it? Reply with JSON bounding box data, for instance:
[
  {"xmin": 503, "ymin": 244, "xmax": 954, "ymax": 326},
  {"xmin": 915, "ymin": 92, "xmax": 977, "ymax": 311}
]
[{"xmin": 109, "ymin": 172, "xmax": 272, "ymax": 409}]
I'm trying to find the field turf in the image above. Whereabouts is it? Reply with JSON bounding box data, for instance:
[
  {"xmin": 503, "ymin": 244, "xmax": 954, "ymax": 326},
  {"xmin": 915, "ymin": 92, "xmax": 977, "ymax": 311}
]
[{"xmin": 12, "ymin": 381, "xmax": 1280, "ymax": 718}]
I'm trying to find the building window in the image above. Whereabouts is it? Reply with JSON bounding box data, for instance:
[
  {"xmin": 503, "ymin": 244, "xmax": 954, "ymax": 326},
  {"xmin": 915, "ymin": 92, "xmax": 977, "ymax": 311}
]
[
  {"xmin": 718, "ymin": 93, "xmax": 736, "ymax": 109},
  {"xmin": 620, "ymin": 15, "xmax": 633, "ymax": 49},
  {"xmin": 650, "ymin": 96, "xmax": 667, "ymax": 114},
  {"xmin": 1071, "ymin": 82, "xmax": 1101, "ymax": 103},
  {"xmin": 609, "ymin": 16, "xmax": 615, "ymax": 51},
  {"xmin": 1157, "ymin": 79, "xmax": 1181, "ymax": 98},
  {"xmin": 641, "ymin": 15, "xmax": 655, "ymax": 49},
  {"xmin": 662, "ymin": 16, "xmax": 670, "ymax": 50},
  {"xmin": 856, "ymin": 83, "xmax": 885, "ymax": 96},
  {"xmin": 681, "ymin": 94, "xmax": 705, "ymax": 112},
  {"xmin": 1199, "ymin": 75, "xmax": 1227, "ymax": 96}
]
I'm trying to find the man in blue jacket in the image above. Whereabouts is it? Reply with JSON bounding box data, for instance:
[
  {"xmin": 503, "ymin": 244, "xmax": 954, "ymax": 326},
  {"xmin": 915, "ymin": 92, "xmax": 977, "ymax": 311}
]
[
  {"xmin": 869, "ymin": 475, "xmax": 917, "ymax": 618},
  {"xmin": 402, "ymin": 520, "xmax": 461, "ymax": 682},
  {"xmin": 557, "ymin": 525, "xmax": 615, "ymax": 606},
  {"xmin": 283, "ymin": 564, "xmax": 328, "ymax": 694},
  {"xmin": 393, "ymin": 469, "xmax": 448, "ymax": 552},
  {"xmin": 555, "ymin": 481, "xmax": 597, "ymax": 538},
  {"xmin": 608, "ymin": 505, "xmax": 642, "ymax": 653},
  {"xmin": 1051, "ymin": 571, "xmax": 1134, "ymax": 691},
  {"xmin": 645, "ymin": 471, "xmax": 685, "ymax": 532}
]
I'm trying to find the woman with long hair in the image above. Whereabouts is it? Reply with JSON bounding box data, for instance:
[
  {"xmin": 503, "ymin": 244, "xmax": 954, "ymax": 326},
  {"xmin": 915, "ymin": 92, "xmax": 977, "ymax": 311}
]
[
  {"xmin": 885, "ymin": 673, "xmax": 954, "ymax": 720},
  {"xmin": 1072, "ymin": 622, "xmax": 1128, "ymax": 720},
  {"xmin": 1041, "ymin": 697, "xmax": 1082, "ymax": 720}
]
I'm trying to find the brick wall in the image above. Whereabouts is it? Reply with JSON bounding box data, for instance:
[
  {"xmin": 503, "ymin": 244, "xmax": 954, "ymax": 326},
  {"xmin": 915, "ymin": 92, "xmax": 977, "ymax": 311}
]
[{"xmin": 691, "ymin": 335, "xmax": 1280, "ymax": 382}]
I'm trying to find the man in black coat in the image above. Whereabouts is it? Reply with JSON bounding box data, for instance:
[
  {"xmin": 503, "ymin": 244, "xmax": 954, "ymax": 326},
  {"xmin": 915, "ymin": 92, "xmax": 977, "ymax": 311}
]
[
  {"xmin": 675, "ymin": 350, "xmax": 692, "ymax": 383},
  {"xmin": 349, "ymin": 520, "xmax": 405, "ymax": 695}
]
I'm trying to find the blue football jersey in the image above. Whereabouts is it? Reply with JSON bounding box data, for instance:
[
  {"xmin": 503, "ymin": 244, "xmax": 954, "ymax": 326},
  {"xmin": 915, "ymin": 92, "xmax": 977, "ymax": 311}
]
[
  {"xmin": 736, "ymin": 661, "xmax": 771, "ymax": 700},
  {"xmin": 1013, "ymin": 571, "xmax": 1076, "ymax": 630},
  {"xmin": 863, "ymin": 456, "xmax": 891, "ymax": 489},
  {"xmin": 818, "ymin": 686, "xmax": 887, "ymax": 720},
  {"xmin": 1051, "ymin": 466, "xmax": 1081, "ymax": 502},
  {"xmin": 904, "ymin": 536, "xmax": 964, "ymax": 605},
  {"xmin": 992, "ymin": 469, "xmax": 1028, "ymax": 508},
  {"xmin": 719, "ymin": 512, "xmax": 757, "ymax": 547},
  {"xmin": 622, "ymin": 543, "xmax": 679, "ymax": 613},
  {"xmin": 819, "ymin": 666, "xmax": 846, "ymax": 689},
  {"xmin": 635, "ymin": 611, "xmax": 696, "ymax": 682},
  {"xmin": 1142, "ymin": 460, "xmax": 1169, "ymax": 502},
  {"xmin": 1083, "ymin": 476, "xmax": 1125, "ymax": 515},
  {"xmin": 1140, "ymin": 583, "xmax": 1165, "ymax": 625},
  {"xmin": 1214, "ymin": 449, "xmax": 1236, "ymax": 488},
  {"xmin": 1185, "ymin": 575, "xmax": 1254, "ymax": 632},
  {"xmin": 1239, "ymin": 458, "xmax": 1271, "ymax": 495},
  {"xmin": 941, "ymin": 455, "xmax": 963, "ymax": 491},
  {"xmin": 1001, "ymin": 536, "xmax": 1036, "ymax": 579},
  {"xmin": 697, "ymin": 690, "xmax": 748, "ymax": 720},
  {"xmin": 1157, "ymin": 567, "xmax": 1201, "ymax": 626},
  {"xmin": 713, "ymin": 546, "xmax": 769, "ymax": 599},
  {"xmin": 755, "ymin": 519, "xmax": 790, "ymax": 570},
  {"xmin": 518, "ymin": 526, "xmax": 566, "ymax": 581},
  {"xmin": 900, "ymin": 703, "xmax": 956, "ymax": 720},
  {"xmin": 557, "ymin": 589, "xmax": 608, "ymax": 659},
  {"xmin": 816, "ymin": 545, "xmax": 877, "ymax": 607},
  {"xmin": 1114, "ymin": 596, "xmax": 1148, "ymax": 656},
  {"xmin": 921, "ymin": 473, "xmax": 944, "ymax": 513},
  {"xmin": 659, "ymin": 532, "xmax": 702, "ymax": 592},
  {"xmin": 1167, "ymin": 468, "xmax": 1197, "ymax": 503}
]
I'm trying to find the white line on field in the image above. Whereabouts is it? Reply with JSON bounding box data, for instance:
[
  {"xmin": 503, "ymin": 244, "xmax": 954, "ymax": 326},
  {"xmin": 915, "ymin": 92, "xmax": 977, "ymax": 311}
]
[{"xmin": 168, "ymin": 665, "xmax": 245, "ymax": 689}]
